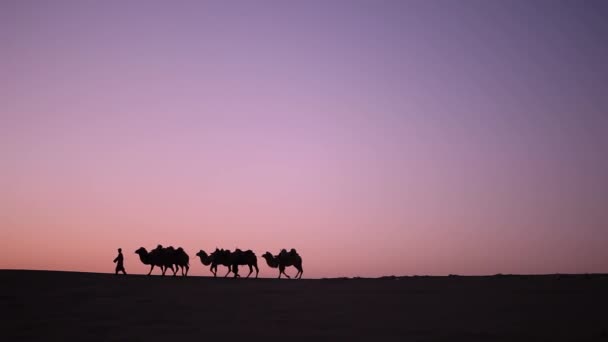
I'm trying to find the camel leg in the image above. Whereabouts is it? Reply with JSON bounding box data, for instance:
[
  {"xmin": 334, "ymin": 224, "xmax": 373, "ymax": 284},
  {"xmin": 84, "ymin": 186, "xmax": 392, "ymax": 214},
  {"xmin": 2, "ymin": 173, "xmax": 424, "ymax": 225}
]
[
  {"xmin": 223, "ymin": 266, "xmax": 231, "ymax": 278},
  {"xmin": 173, "ymin": 265, "xmax": 178, "ymax": 277},
  {"xmin": 210, "ymin": 265, "xmax": 216, "ymax": 277},
  {"xmin": 246, "ymin": 265, "xmax": 253, "ymax": 278},
  {"xmin": 148, "ymin": 265, "xmax": 154, "ymax": 276},
  {"xmin": 185, "ymin": 265, "xmax": 189, "ymax": 276},
  {"xmin": 254, "ymin": 264, "xmax": 259, "ymax": 279},
  {"xmin": 293, "ymin": 267, "xmax": 300, "ymax": 279},
  {"xmin": 279, "ymin": 265, "xmax": 290, "ymax": 279},
  {"xmin": 282, "ymin": 266, "xmax": 291, "ymax": 279}
]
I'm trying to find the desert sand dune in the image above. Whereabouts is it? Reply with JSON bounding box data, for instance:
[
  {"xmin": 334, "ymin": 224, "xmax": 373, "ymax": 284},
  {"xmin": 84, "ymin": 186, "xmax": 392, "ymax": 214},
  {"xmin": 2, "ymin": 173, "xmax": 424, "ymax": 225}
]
[{"xmin": 2, "ymin": 270, "xmax": 607, "ymax": 341}]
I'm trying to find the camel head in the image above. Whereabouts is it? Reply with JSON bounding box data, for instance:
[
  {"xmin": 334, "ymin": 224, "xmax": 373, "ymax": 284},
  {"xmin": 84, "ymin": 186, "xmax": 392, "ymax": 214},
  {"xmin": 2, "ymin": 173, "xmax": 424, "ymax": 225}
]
[
  {"xmin": 135, "ymin": 247, "xmax": 147, "ymax": 255},
  {"xmin": 135, "ymin": 247, "xmax": 151, "ymax": 265},
  {"xmin": 261, "ymin": 251, "xmax": 279, "ymax": 268},
  {"xmin": 196, "ymin": 250, "xmax": 212, "ymax": 265}
]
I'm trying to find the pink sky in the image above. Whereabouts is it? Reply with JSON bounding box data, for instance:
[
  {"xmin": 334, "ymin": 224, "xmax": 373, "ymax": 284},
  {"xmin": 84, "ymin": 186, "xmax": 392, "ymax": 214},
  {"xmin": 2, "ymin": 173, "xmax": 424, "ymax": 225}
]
[{"xmin": 1, "ymin": 1, "xmax": 607, "ymax": 278}]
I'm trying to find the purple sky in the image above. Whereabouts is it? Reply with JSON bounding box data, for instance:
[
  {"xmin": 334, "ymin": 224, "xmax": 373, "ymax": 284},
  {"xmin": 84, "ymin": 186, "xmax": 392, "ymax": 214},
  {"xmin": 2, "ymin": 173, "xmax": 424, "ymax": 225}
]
[{"xmin": 1, "ymin": 0, "xmax": 607, "ymax": 277}]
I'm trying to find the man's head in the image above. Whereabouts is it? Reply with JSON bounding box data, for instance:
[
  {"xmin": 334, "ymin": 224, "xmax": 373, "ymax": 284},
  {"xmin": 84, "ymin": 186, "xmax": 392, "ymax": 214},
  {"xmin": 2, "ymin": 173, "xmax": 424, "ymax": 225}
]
[{"xmin": 118, "ymin": 248, "xmax": 122, "ymax": 253}]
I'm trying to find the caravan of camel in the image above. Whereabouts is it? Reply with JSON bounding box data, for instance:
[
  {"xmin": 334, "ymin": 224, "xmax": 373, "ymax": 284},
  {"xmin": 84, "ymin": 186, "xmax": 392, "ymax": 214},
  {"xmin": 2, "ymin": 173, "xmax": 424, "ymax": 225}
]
[{"xmin": 134, "ymin": 245, "xmax": 304, "ymax": 279}]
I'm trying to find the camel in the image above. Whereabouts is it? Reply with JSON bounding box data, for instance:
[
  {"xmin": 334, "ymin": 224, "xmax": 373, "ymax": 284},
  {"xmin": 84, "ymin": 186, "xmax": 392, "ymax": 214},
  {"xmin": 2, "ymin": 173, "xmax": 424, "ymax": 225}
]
[
  {"xmin": 134, "ymin": 245, "xmax": 188, "ymax": 277},
  {"xmin": 195, "ymin": 249, "xmax": 227, "ymax": 277},
  {"xmin": 135, "ymin": 245, "xmax": 175, "ymax": 276},
  {"xmin": 261, "ymin": 248, "xmax": 303, "ymax": 279},
  {"xmin": 211, "ymin": 248, "xmax": 259, "ymax": 278},
  {"xmin": 195, "ymin": 248, "xmax": 259, "ymax": 278},
  {"xmin": 167, "ymin": 246, "xmax": 190, "ymax": 276}
]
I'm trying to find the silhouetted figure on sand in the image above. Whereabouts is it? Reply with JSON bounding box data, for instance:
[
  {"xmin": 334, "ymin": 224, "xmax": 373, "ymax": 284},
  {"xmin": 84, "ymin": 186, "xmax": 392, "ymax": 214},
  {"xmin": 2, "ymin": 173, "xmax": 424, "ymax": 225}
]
[
  {"xmin": 262, "ymin": 248, "xmax": 303, "ymax": 279},
  {"xmin": 113, "ymin": 248, "xmax": 127, "ymax": 275}
]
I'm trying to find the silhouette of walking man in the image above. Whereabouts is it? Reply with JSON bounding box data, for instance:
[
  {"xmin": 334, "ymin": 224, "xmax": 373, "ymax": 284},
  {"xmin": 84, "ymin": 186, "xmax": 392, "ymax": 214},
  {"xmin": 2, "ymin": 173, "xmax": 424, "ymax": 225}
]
[{"xmin": 114, "ymin": 248, "xmax": 127, "ymax": 275}]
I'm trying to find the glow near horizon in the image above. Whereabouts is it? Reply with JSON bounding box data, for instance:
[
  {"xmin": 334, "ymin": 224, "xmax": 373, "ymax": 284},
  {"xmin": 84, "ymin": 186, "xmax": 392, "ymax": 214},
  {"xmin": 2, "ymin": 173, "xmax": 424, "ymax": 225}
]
[{"xmin": 1, "ymin": 0, "xmax": 607, "ymax": 278}]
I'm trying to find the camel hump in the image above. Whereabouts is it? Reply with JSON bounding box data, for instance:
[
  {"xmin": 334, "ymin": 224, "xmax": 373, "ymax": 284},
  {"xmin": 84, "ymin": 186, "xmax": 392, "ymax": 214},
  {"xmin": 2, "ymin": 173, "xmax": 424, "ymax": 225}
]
[{"xmin": 290, "ymin": 248, "xmax": 297, "ymax": 255}]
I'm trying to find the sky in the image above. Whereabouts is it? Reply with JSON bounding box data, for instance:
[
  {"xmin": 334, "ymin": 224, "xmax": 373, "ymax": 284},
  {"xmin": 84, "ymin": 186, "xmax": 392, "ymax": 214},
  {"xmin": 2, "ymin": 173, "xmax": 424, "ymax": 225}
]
[{"xmin": 1, "ymin": 0, "xmax": 607, "ymax": 278}]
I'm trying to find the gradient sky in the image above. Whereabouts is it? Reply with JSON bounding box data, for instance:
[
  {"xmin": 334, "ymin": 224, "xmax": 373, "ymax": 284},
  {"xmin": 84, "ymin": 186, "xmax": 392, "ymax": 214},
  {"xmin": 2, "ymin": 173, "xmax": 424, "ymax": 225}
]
[{"xmin": 1, "ymin": 0, "xmax": 607, "ymax": 278}]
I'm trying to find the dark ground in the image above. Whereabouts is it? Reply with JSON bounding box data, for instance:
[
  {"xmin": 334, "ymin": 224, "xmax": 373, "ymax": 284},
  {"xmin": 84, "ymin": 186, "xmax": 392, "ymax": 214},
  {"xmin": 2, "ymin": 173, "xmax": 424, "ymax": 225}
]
[{"xmin": 2, "ymin": 270, "xmax": 607, "ymax": 341}]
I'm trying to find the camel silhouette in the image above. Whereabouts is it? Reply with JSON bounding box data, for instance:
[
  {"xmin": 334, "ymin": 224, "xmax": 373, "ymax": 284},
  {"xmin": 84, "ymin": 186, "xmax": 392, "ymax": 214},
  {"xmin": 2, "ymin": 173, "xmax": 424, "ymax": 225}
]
[
  {"xmin": 135, "ymin": 245, "xmax": 189, "ymax": 276},
  {"xmin": 164, "ymin": 246, "xmax": 190, "ymax": 276},
  {"xmin": 208, "ymin": 248, "xmax": 233, "ymax": 277},
  {"xmin": 262, "ymin": 248, "xmax": 303, "ymax": 279},
  {"xmin": 195, "ymin": 249, "xmax": 226, "ymax": 277},
  {"xmin": 196, "ymin": 248, "xmax": 259, "ymax": 278},
  {"xmin": 211, "ymin": 248, "xmax": 259, "ymax": 278}
]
